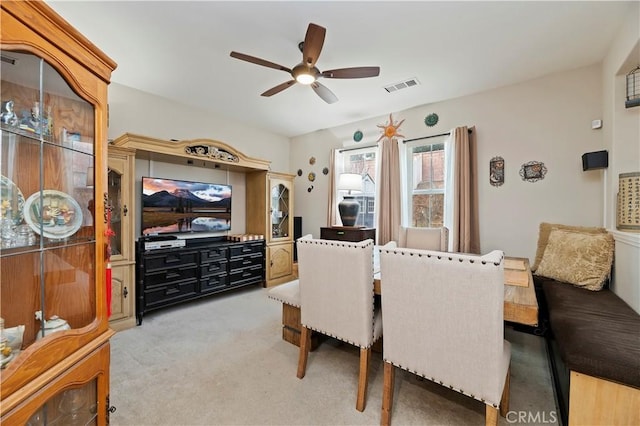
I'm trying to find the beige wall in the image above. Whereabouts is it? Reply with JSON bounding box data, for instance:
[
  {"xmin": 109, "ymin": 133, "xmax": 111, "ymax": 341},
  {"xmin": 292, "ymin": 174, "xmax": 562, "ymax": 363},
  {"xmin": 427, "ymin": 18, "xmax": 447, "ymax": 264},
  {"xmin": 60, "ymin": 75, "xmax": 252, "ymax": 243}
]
[
  {"xmin": 292, "ymin": 64, "xmax": 606, "ymax": 263},
  {"xmin": 107, "ymin": 83, "xmax": 291, "ymax": 172},
  {"xmin": 106, "ymin": 83, "xmax": 292, "ymax": 237},
  {"xmin": 602, "ymin": 2, "xmax": 640, "ymax": 312}
]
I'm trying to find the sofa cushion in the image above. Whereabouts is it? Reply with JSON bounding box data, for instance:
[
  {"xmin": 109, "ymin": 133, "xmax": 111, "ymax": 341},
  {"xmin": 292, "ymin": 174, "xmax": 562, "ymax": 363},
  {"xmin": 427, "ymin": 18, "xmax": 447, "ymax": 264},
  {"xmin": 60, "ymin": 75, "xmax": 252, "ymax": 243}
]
[
  {"xmin": 534, "ymin": 229, "xmax": 614, "ymax": 291},
  {"xmin": 542, "ymin": 281, "xmax": 640, "ymax": 389},
  {"xmin": 532, "ymin": 222, "xmax": 607, "ymax": 271}
]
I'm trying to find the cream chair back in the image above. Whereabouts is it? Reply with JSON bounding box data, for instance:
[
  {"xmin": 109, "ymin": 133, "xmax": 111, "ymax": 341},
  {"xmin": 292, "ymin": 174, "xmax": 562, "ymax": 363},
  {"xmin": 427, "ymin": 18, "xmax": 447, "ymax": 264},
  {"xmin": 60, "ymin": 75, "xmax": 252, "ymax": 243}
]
[
  {"xmin": 297, "ymin": 236, "xmax": 379, "ymax": 348},
  {"xmin": 379, "ymin": 247, "xmax": 510, "ymax": 407},
  {"xmin": 397, "ymin": 226, "xmax": 449, "ymax": 251}
]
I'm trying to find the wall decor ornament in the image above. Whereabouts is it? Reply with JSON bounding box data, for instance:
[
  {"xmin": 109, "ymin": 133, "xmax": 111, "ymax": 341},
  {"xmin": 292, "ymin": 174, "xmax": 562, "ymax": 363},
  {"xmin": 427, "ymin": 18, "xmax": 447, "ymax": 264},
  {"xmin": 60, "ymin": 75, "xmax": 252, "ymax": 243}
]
[
  {"xmin": 489, "ymin": 156, "xmax": 505, "ymax": 187},
  {"xmin": 377, "ymin": 113, "xmax": 405, "ymax": 142},
  {"xmin": 617, "ymin": 172, "xmax": 640, "ymax": 231},
  {"xmin": 353, "ymin": 130, "xmax": 363, "ymax": 142},
  {"xmin": 309, "ymin": 156, "xmax": 316, "ymax": 165},
  {"xmin": 322, "ymin": 167, "xmax": 329, "ymax": 175},
  {"xmin": 424, "ymin": 113, "xmax": 439, "ymax": 127},
  {"xmin": 297, "ymin": 169, "xmax": 303, "ymax": 177},
  {"xmin": 308, "ymin": 172, "xmax": 316, "ymax": 182},
  {"xmin": 519, "ymin": 161, "xmax": 547, "ymax": 182}
]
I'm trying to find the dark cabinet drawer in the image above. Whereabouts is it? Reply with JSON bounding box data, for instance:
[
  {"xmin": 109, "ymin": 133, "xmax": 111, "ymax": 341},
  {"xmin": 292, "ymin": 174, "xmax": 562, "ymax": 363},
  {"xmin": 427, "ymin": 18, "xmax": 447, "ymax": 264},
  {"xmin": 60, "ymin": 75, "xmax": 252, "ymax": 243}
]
[
  {"xmin": 200, "ymin": 246, "xmax": 228, "ymax": 263},
  {"xmin": 229, "ymin": 242, "xmax": 263, "ymax": 257},
  {"xmin": 144, "ymin": 250, "xmax": 198, "ymax": 272},
  {"xmin": 200, "ymin": 258, "xmax": 228, "ymax": 276},
  {"xmin": 200, "ymin": 272, "xmax": 229, "ymax": 293},
  {"xmin": 229, "ymin": 252, "xmax": 263, "ymax": 271},
  {"xmin": 229, "ymin": 264, "xmax": 263, "ymax": 286},
  {"xmin": 144, "ymin": 278, "xmax": 198, "ymax": 308},
  {"xmin": 145, "ymin": 265, "xmax": 198, "ymax": 287}
]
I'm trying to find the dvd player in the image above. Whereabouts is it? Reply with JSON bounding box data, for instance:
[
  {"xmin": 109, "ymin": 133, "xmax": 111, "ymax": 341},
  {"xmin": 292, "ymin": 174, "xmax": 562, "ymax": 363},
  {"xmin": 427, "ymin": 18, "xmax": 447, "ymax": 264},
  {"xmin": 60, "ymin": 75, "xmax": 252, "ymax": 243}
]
[{"xmin": 144, "ymin": 239, "xmax": 186, "ymax": 251}]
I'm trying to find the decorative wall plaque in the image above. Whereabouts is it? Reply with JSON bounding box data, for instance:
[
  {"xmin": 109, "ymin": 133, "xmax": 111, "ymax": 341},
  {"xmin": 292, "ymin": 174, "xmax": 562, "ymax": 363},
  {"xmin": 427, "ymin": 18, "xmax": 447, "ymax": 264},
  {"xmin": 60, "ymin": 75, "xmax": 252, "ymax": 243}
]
[
  {"xmin": 184, "ymin": 145, "xmax": 239, "ymax": 163},
  {"xmin": 519, "ymin": 161, "xmax": 547, "ymax": 182},
  {"xmin": 617, "ymin": 172, "xmax": 640, "ymax": 231},
  {"xmin": 490, "ymin": 156, "xmax": 504, "ymax": 187}
]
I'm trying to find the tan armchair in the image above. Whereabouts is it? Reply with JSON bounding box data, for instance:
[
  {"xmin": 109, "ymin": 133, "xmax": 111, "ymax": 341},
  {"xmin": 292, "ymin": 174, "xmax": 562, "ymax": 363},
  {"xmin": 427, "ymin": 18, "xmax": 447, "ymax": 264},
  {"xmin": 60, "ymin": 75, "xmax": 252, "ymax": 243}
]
[
  {"xmin": 378, "ymin": 247, "xmax": 511, "ymax": 426},
  {"xmin": 397, "ymin": 226, "xmax": 449, "ymax": 251},
  {"xmin": 296, "ymin": 236, "xmax": 381, "ymax": 412}
]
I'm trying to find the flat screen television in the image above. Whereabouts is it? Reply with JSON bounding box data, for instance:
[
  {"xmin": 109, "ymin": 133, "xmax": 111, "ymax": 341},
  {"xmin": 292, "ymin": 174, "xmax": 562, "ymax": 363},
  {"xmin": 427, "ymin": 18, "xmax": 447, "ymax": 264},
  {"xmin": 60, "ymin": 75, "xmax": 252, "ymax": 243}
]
[{"xmin": 141, "ymin": 176, "xmax": 231, "ymax": 235}]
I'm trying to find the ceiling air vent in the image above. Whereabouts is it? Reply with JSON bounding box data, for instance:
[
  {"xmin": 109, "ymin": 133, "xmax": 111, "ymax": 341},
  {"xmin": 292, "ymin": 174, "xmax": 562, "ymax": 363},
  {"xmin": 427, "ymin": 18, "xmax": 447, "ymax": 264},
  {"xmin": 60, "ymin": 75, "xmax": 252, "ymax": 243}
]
[{"xmin": 384, "ymin": 77, "xmax": 420, "ymax": 93}]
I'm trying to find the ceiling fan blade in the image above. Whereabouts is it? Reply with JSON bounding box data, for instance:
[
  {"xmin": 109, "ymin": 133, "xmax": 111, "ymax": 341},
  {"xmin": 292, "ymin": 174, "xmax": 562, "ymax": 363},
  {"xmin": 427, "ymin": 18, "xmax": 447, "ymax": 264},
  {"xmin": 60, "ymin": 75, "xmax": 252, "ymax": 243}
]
[
  {"xmin": 302, "ymin": 23, "xmax": 326, "ymax": 67},
  {"xmin": 230, "ymin": 51, "xmax": 291, "ymax": 73},
  {"xmin": 261, "ymin": 80, "xmax": 296, "ymax": 97},
  {"xmin": 321, "ymin": 66, "xmax": 380, "ymax": 79},
  {"xmin": 311, "ymin": 81, "xmax": 338, "ymax": 104}
]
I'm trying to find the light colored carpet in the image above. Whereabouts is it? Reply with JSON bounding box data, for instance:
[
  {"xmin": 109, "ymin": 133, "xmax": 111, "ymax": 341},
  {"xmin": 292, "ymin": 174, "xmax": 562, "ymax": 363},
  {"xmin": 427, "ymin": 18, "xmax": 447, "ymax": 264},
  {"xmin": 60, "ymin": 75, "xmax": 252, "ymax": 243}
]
[{"xmin": 109, "ymin": 286, "xmax": 558, "ymax": 425}]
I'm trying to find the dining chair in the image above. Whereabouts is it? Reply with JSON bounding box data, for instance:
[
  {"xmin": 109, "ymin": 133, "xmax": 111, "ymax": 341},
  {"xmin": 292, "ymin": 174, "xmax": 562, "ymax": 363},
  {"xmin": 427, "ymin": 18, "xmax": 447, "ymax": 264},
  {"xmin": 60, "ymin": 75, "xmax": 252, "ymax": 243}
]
[
  {"xmin": 397, "ymin": 226, "xmax": 449, "ymax": 251},
  {"xmin": 296, "ymin": 236, "xmax": 381, "ymax": 412},
  {"xmin": 378, "ymin": 247, "xmax": 511, "ymax": 426}
]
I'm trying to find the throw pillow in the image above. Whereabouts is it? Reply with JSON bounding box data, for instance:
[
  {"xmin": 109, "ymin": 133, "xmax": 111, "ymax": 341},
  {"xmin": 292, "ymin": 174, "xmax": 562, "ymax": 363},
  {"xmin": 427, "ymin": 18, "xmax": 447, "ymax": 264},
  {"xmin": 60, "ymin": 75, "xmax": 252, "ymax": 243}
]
[
  {"xmin": 532, "ymin": 222, "xmax": 607, "ymax": 271},
  {"xmin": 534, "ymin": 229, "xmax": 614, "ymax": 291}
]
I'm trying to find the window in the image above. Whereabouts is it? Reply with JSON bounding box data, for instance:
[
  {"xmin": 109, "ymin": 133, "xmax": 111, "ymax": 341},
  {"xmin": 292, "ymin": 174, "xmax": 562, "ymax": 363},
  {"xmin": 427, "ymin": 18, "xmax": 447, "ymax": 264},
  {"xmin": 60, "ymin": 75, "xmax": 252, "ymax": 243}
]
[
  {"xmin": 334, "ymin": 146, "xmax": 378, "ymax": 227},
  {"xmin": 403, "ymin": 138, "xmax": 447, "ymax": 228}
]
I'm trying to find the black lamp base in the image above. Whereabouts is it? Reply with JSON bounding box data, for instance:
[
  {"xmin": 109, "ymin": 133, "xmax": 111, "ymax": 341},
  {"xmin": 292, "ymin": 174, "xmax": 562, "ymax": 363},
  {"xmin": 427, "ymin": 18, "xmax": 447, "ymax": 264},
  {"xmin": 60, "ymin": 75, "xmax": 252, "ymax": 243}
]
[{"xmin": 338, "ymin": 196, "xmax": 360, "ymax": 227}]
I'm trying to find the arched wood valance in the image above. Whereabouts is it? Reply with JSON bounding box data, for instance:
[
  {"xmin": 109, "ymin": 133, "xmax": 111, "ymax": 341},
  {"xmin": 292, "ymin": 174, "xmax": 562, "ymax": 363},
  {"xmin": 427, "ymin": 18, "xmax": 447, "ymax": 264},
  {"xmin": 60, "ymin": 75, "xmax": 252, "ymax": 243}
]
[{"xmin": 110, "ymin": 133, "xmax": 271, "ymax": 172}]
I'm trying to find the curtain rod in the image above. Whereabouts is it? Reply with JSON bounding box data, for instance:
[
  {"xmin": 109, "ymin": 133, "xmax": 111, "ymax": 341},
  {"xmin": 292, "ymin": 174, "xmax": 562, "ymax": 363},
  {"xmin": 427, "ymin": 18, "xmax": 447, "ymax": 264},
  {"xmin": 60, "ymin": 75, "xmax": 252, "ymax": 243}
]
[
  {"xmin": 403, "ymin": 128, "xmax": 473, "ymax": 144},
  {"xmin": 338, "ymin": 142, "xmax": 378, "ymax": 153},
  {"xmin": 339, "ymin": 127, "xmax": 473, "ymax": 151}
]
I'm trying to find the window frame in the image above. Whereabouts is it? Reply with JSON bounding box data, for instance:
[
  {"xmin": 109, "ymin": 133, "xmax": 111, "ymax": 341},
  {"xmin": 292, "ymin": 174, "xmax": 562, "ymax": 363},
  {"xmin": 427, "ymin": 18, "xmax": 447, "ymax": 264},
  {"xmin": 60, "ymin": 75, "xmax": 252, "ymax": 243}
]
[{"xmin": 402, "ymin": 136, "xmax": 448, "ymax": 228}]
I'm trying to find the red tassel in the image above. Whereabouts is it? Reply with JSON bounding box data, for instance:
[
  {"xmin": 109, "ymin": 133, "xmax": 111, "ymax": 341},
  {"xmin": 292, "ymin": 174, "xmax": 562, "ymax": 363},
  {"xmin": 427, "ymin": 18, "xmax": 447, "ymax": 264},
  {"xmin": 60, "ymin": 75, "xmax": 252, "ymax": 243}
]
[{"xmin": 106, "ymin": 262, "xmax": 112, "ymax": 318}]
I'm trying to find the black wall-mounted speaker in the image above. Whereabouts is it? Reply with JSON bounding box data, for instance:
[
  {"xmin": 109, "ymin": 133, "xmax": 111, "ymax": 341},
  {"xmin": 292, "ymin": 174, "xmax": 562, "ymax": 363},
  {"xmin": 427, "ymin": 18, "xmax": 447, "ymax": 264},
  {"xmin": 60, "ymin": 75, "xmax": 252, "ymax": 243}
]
[
  {"xmin": 582, "ymin": 150, "xmax": 608, "ymax": 171},
  {"xmin": 293, "ymin": 216, "xmax": 302, "ymax": 262}
]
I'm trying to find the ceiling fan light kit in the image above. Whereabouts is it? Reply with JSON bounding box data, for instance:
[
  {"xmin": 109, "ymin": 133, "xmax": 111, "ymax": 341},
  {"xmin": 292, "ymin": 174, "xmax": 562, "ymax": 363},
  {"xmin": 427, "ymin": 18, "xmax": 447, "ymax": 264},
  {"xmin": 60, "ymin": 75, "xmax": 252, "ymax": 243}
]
[{"xmin": 230, "ymin": 23, "xmax": 380, "ymax": 103}]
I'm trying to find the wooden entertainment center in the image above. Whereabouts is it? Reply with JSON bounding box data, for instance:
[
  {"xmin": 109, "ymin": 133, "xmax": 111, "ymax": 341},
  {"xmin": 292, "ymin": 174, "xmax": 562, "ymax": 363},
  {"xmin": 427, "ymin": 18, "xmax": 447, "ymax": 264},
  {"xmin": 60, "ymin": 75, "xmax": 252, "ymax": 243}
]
[{"xmin": 110, "ymin": 133, "xmax": 296, "ymax": 326}]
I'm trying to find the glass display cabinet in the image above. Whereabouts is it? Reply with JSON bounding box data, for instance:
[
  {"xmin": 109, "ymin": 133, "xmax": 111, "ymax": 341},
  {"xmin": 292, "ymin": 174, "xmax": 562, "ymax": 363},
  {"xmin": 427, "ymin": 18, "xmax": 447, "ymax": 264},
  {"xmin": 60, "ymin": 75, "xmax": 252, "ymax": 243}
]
[
  {"xmin": 0, "ymin": 2, "xmax": 116, "ymax": 423},
  {"xmin": 107, "ymin": 146, "xmax": 136, "ymax": 331},
  {"xmin": 246, "ymin": 171, "xmax": 295, "ymax": 286},
  {"xmin": 270, "ymin": 181, "xmax": 291, "ymax": 239}
]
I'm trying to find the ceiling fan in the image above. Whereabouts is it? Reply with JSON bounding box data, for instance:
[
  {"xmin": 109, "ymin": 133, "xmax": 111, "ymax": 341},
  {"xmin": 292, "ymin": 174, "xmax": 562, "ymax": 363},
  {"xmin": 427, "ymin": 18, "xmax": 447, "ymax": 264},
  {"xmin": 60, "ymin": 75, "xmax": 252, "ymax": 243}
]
[{"xmin": 230, "ymin": 23, "xmax": 380, "ymax": 104}]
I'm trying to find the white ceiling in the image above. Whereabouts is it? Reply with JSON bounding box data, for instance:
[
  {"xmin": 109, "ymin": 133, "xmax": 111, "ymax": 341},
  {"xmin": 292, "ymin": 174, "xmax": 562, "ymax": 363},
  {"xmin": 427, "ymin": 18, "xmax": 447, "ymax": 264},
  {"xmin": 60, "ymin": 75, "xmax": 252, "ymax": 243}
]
[{"xmin": 46, "ymin": 1, "xmax": 633, "ymax": 138}]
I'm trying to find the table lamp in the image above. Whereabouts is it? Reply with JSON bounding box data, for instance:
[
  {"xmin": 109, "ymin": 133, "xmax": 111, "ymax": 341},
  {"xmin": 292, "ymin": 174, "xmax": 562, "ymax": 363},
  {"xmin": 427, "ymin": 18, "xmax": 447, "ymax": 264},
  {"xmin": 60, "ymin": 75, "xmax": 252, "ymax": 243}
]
[{"xmin": 338, "ymin": 173, "xmax": 362, "ymax": 227}]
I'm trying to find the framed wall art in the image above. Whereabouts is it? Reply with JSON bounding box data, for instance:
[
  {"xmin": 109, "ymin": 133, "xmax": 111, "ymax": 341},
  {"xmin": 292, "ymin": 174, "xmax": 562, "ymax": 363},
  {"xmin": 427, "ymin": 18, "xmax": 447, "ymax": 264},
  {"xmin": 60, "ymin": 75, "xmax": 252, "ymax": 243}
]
[
  {"xmin": 617, "ymin": 172, "xmax": 640, "ymax": 231},
  {"xmin": 490, "ymin": 156, "xmax": 505, "ymax": 187},
  {"xmin": 520, "ymin": 161, "xmax": 547, "ymax": 182}
]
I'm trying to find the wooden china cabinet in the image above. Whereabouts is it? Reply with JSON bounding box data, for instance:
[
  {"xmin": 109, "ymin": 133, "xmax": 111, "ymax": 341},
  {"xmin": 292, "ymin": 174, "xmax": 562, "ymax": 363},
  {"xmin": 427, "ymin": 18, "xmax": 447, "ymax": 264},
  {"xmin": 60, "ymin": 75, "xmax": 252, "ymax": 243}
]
[
  {"xmin": 107, "ymin": 146, "xmax": 137, "ymax": 331},
  {"xmin": 246, "ymin": 171, "xmax": 296, "ymax": 286},
  {"xmin": 0, "ymin": 2, "xmax": 117, "ymax": 424}
]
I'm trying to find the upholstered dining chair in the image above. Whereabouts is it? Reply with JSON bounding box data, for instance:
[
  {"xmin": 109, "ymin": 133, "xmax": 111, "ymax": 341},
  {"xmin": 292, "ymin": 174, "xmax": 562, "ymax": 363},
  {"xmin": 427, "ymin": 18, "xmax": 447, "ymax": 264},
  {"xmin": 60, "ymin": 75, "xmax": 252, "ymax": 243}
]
[
  {"xmin": 397, "ymin": 226, "xmax": 449, "ymax": 251},
  {"xmin": 296, "ymin": 236, "xmax": 381, "ymax": 412},
  {"xmin": 378, "ymin": 246, "xmax": 511, "ymax": 426}
]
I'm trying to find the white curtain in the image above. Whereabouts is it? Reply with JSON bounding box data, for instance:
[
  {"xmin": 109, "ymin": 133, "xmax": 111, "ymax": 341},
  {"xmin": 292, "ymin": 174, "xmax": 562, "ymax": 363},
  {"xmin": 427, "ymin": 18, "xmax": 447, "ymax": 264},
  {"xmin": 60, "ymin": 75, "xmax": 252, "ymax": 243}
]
[{"xmin": 444, "ymin": 133, "xmax": 455, "ymax": 251}]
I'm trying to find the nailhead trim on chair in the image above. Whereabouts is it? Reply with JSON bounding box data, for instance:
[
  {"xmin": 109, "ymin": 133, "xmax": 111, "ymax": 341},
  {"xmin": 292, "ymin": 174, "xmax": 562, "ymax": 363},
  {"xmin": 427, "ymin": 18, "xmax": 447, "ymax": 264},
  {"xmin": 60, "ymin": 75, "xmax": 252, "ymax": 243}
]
[
  {"xmin": 384, "ymin": 360, "xmax": 500, "ymax": 407},
  {"xmin": 379, "ymin": 248, "xmax": 503, "ymax": 267}
]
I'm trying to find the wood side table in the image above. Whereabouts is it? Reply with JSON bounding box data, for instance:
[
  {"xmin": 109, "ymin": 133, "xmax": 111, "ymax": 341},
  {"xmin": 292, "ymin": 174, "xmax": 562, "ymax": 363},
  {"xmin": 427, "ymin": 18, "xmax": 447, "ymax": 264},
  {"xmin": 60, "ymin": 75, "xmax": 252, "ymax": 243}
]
[{"xmin": 320, "ymin": 226, "xmax": 376, "ymax": 243}]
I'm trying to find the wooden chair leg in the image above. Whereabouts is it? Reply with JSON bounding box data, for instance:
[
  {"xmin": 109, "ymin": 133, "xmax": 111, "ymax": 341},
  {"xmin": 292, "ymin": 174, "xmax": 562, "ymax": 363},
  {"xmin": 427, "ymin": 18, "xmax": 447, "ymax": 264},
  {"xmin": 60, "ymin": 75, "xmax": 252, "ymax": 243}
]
[
  {"xmin": 356, "ymin": 347, "xmax": 371, "ymax": 412},
  {"xmin": 297, "ymin": 326, "xmax": 311, "ymax": 379},
  {"xmin": 500, "ymin": 366, "xmax": 511, "ymax": 417},
  {"xmin": 381, "ymin": 361, "xmax": 395, "ymax": 426},
  {"xmin": 485, "ymin": 405, "xmax": 498, "ymax": 426}
]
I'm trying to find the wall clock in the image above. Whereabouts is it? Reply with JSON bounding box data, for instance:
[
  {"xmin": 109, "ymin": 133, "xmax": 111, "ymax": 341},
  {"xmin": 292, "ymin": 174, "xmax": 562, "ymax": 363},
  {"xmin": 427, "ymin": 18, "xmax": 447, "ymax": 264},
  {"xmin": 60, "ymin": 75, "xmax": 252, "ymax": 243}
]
[{"xmin": 353, "ymin": 130, "xmax": 363, "ymax": 142}]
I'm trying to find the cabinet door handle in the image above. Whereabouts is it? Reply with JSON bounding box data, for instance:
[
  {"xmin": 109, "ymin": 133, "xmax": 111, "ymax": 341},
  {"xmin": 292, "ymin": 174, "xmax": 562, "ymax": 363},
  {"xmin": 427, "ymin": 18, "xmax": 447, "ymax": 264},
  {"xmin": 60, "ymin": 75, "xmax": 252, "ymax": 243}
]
[
  {"xmin": 123, "ymin": 204, "xmax": 128, "ymax": 216},
  {"xmin": 123, "ymin": 286, "xmax": 128, "ymax": 298},
  {"xmin": 337, "ymin": 231, "xmax": 345, "ymax": 235}
]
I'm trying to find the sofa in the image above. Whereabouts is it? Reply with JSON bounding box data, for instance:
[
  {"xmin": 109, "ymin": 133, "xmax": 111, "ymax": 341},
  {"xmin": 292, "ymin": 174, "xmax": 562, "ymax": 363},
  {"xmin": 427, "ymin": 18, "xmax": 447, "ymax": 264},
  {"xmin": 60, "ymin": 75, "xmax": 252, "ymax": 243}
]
[{"xmin": 532, "ymin": 223, "xmax": 640, "ymax": 426}]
